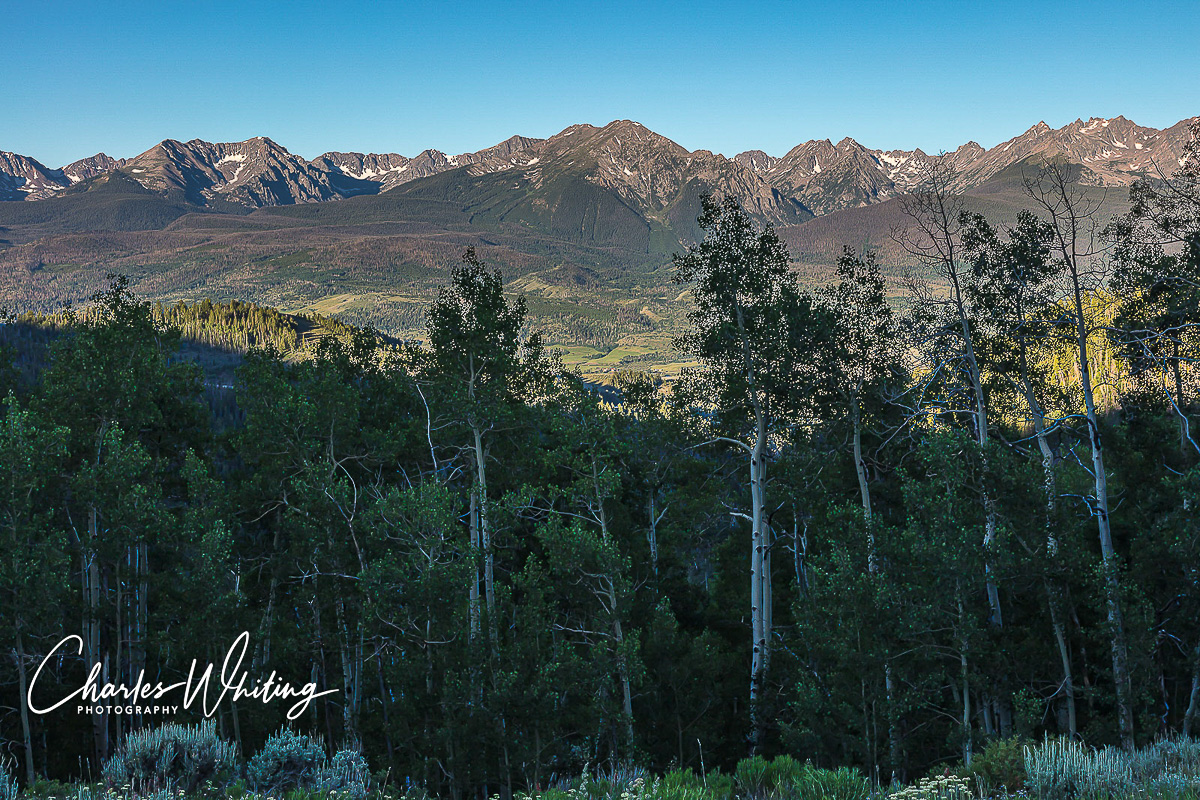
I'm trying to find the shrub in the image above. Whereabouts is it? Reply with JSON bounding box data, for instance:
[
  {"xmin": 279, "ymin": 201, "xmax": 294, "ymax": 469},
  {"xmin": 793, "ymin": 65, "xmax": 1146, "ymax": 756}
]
[
  {"xmin": 1, "ymin": 761, "xmax": 18, "ymax": 800},
  {"xmin": 1125, "ymin": 735, "xmax": 1200, "ymax": 797},
  {"xmin": 586, "ymin": 765, "xmax": 648, "ymax": 800},
  {"xmin": 655, "ymin": 769, "xmax": 713, "ymax": 800},
  {"xmin": 659, "ymin": 769, "xmax": 703, "ymax": 792},
  {"xmin": 314, "ymin": 748, "xmax": 372, "ymax": 800},
  {"xmin": 763, "ymin": 756, "xmax": 808, "ymax": 794},
  {"xmin": 966, "ymin": 736, "xmax": 1030, "ymax": 792},
  {"xmin": 734, "ymin": 757, "xmax": 771, "ymax": 799},
  {"xmin": 793, "ymin": 766, "xmax": 872, "ymax": 800},
  {"xmin": 886, "ymin": 775, "xmax": 972, "ymax": 800},
  {"xmin": 705, "ymin": 771, "xmax": 735, "ymax": 800},
  {"xmin": 1128, "ymin": 735, "xmax": 1200, "ymax": 784},
  {"xmin": 534, "ymin": 789, "xmax": 574, "ymax": 800},
  {"xmin": 1023, "ymin": 738, "xmax": 1134, "ymax": 800},
  {"xmin": 245, "ymin": 729, "xmax": 327, "ymax": 796},
  {"xmin": 101, "ymin": 720, "xmax": 236, "ymax": 793},
  {"xmin": 26, "ymin": 778, "xmax": 78, "ymax": 799}
]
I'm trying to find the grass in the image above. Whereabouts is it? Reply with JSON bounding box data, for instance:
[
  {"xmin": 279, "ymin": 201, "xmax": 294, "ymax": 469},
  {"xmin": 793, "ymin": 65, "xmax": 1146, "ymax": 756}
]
[
  {"xmin": 592, "ymin": 345, "xmax": 651, "ymax": 365},
  {"xmin": 8, "ymin": 740, "xmax": 1200, "ymax": 800}
]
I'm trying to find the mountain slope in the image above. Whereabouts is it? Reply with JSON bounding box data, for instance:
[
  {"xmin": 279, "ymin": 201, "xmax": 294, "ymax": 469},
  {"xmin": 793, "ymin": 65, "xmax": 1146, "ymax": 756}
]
[
  {"xmin": 763, "ymin": 138, "xmax": 899, "ymax": 215},
  {"xmin": 951, "ymin": 116, "xmax": 1193, "ymax": 189},
  {"xmin": 0, "ymin": 152, "xmax": 71, "ymax": 200},
  {"xmin": 117, "ymin": 136, "xmax": 353, "ymax": 208},
  {"xmin": 394, "ymin": 120, "xmax": 811, "ymax": 251},
  {"xmin": 1, "ymin": 151, "xmax": 127, "ymax": 200},
  {"xmin": 312, "ymin": 135, "xmax": 546, "ymax": 195},
  {"xmin": 62, "ymin": 153, "xmax": 127, "ymax": 184}
]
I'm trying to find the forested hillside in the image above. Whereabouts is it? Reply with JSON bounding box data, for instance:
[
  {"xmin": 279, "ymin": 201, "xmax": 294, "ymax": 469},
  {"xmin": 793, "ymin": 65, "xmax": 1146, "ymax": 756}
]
[{"xmin": 1, "ymin": 131, "xmax": 1199, "ymax": 800}]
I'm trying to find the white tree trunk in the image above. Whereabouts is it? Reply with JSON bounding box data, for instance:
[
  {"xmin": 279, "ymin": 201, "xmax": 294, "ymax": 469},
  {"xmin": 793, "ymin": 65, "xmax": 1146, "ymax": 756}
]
[
  {"xmin": 336, "ymin": 597, "xmax": 359, "ymax": 744},
  {"xmin": 966, "ymin": 344, "xmax": 1002, "ymax": 629},
  {"xmin": 851, "ymin": 402, "xmax": 878, "ymax": 574},
  {"xmin": 1184, "ymin": 641, "xmax": 1200, "ymax": 736},
  {"xmin": 593, "ymin": 463, "xmax": 634, "ymax": 746},
  {"xmin": 468, "ymin": 489, "xmax": 481, "ymax": 642},
  {"xmin": 647, "ymin": 493, "xmax": 661, "ymax": 577},
  {"xmin": 15, "ymin": 623, "xmax": 35, "ymax": 784},
  {"xmin": 86, "ymin": 505, "xmax": 107, "ymax": 765},
  {"xmin": 1075, "ymin": 303, "xmax": 1135, "ymax": 749},
  {"xmin": 1019, "ymin": 345, "xmax": 1078, "ymax": 737},
  {"xmin": 959, "ymin": 592, "xmax": 972, "ymax": 767},
  {"xmin": 748, "ymin": 412, "xmax": 770, "ymax": 752},
  {"xmin": 472, "ymin": 425, "xmax": 497, "ymax": 652}
]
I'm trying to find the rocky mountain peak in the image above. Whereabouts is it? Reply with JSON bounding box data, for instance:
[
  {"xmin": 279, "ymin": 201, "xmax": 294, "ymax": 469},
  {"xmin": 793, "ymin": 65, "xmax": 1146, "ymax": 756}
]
[
  {"xmin": 3, "ymin": 115, "xmax": 1195, "ymax": 220},
  {"xmin": 62, "ymin": 153, "xmax": 126, "ymax": 183},
  {"xmin": 0, "ymin": 151, "xmax": 67, "ymax": 200},
  {"xmin": 733, "ymin": 150, "xmax": 780, "ymax": 175}
]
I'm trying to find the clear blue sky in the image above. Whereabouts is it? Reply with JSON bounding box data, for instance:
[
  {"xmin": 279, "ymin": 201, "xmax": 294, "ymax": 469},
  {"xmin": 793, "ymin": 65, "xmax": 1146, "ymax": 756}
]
[{"xmin": 3, "ymin": 0, "xmax": 1198, "ymax": 168}]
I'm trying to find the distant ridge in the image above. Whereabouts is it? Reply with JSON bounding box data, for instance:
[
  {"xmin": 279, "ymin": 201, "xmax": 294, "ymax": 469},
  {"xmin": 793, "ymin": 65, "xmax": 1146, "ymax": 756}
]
[{"xmin": 3, "ymin": 116, "xmax": 1195, "ymax": 216}]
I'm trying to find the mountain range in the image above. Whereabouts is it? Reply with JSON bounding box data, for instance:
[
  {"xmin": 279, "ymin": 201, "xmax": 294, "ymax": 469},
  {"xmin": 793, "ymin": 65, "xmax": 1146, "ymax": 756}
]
[
  {"xmin": 0, "ymin": 115, "xmax": 1195, "ymax": 377},
  {"xmin": 4, "ymin": 116, "xmax": 1193, "ymax": 217}
]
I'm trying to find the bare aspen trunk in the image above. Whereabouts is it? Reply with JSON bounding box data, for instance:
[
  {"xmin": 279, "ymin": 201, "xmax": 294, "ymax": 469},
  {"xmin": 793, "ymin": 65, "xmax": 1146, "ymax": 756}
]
[
  {"xmin": 957, "ymin": 287, "xmax": 1004, "ymax": 629},
  {"xmin": 852, "ymin": 402, "xmax": 872, "ymax": 523},
  {"xmin": 114, "ymin": 559, "xmax": 123, "ymax": 748},
  {"xmin": 1072, "ymin": 275, "xmax": 1136, "ymax": 750},
  {"xmin": 472, "ymin": 425, "xmax": 497, "ymax": 651},
  {"xmin": 958, "ymin": 591, "xmax": 972, "ymax": 767},
  {"xmin": 230, "ymin": 700, "xmax": 242, "ymax": 756},
  {"xmin": 1030, "ymin": 161, "xmax": 1135, "ymax": 749},
  {"xmin": 969, "ymin": 369, "xmax": 998, "ymax": 633},
  {"xmin": 1019, "ymin": 345, "xmax": 1077, "ymax": 736},
  {"xmin": 763, "ymin": 519, "xmax": 772, "ymax": 666},
  {"xmin": 86, "ymin": 504, "xmax": 108, "ymax": 765},
  {"xmin": 15, "ymin": 622, "xmax": 35, "ymax": 784},
  {"xmin": 792, "ymin": 517, "xmax": 807, "ymax": 597},
  {"xmin": 1184, "ymin": 641, "xmax": 1200, "ymax": 736},
  {"xmin": 310, "ymin": 662, "xmax": 321, "ymax": 731},
  {"xmin": 253, "ymin": 579, "xmax": 276, "ymax": 670},
  {"xmin": 252, "ymin": 528, "xmax": 281, "ymax": 673},
  {"xmin": 1037, "ymin": 434, "xmax": 1078, "ymax": 738},
  {"xmin": 901, "ymin": 169, "xmax": 1003, "ymax": 629},
  {"xmin": 856, "ymin": 409, "xmax": 902, "ymax": 779},
  {"xmin": 647, "ymin": 493, "xmax": 660, "ymax": 577},
  {"xmin": 592, "ymin": 468, "xmax": 634, "ymax": 747},
  {"xmin": 612, "ymin": 593, "xmax": 635, "ymax": 745},
  {"xmin": 1172, "ymin": 349, "xmax": 1191, "ymax": 455},
  {"xmin": 884, "ymin": 664, "xmax": 900, "ymax": 781},
  {"xmin": 1019, "ymin": 339, "xmax": 1058, "ymax": 547},
  {"xmin": 851, "ymin": 402, "xmax": 878, "ymax": 575},
  {"xmin": 134, "ymin": 541, "xmax": 147, "ymax": 733},
  {"xmin": 376, "ymin": 654, "xmax": 396, "ymax": 769},
  {"xmin": 336, "ymin": 597, "xmax": 359, "ymax": 743},
  {"xmin": 1046, "ymin": 584, "xmax": 1078, "ymax": 737},
  {"xmin": 468, "ymin": 489, "xmax": 481, "ymax": 641},
  {"xmin": 748, "ymin": 412, "xmax": 769, "ymax": 752}
]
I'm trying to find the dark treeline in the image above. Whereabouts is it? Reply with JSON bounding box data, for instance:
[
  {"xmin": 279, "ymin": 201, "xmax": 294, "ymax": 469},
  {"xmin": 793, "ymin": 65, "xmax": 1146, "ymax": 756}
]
[{"xmin": 1, "ymin": 128, "xmax": 1199, "ymax": 797}]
